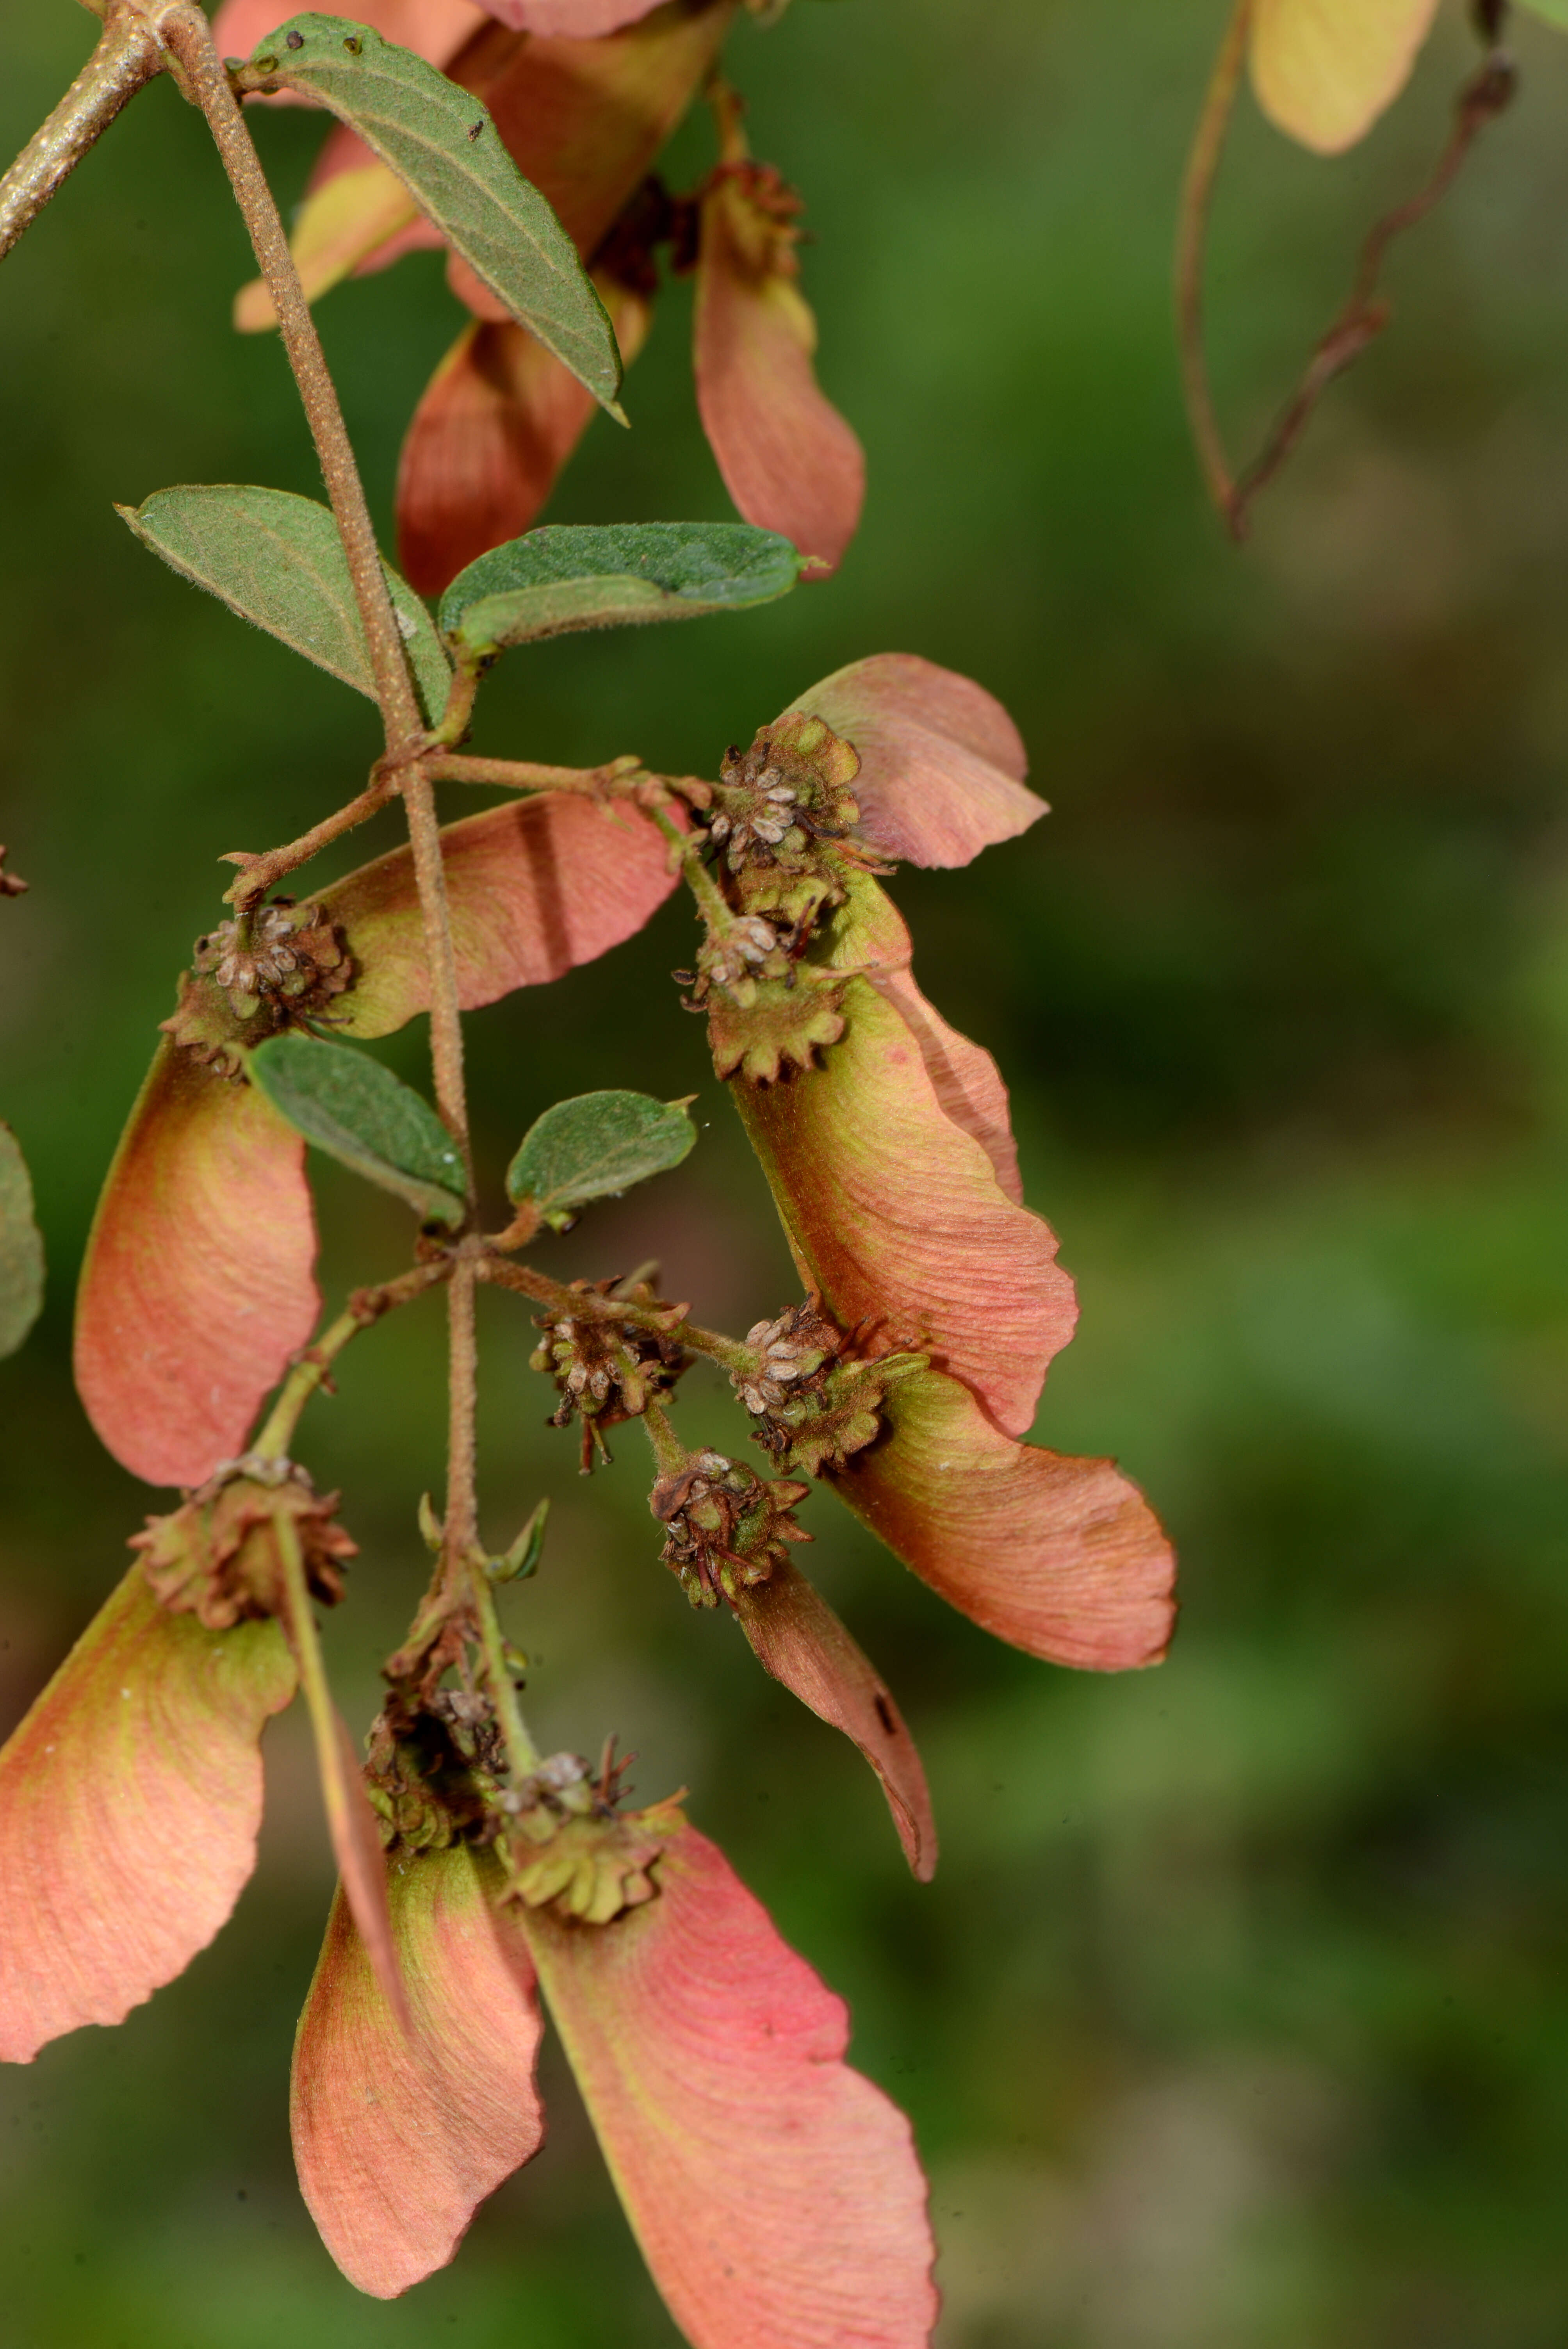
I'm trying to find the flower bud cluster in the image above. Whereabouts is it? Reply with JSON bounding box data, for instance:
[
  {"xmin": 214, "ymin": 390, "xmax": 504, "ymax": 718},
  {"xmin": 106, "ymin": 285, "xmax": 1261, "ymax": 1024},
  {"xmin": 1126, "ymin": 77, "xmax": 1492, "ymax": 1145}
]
[
  {"xmin": 680, "ymin": 713, "xmax": 891, "ymax": 1082},
  {"xmin": 651, "ymin": 1449, "xmax": 812, "ymax": 1608},
  {"xmin": 194, "ymin": 898, "xmax": 353, "ymax": 1023},
  {"xmin": 732, "ymin": 1310, "xmax": 928, "ymax": 1480},
  {"xmin": 531, "ymin": 1279, "xmax": 687, "ymax": 1470},
  {"xmin": 707, "ymin": 711, "xmax": 873, "ymax": 930}
]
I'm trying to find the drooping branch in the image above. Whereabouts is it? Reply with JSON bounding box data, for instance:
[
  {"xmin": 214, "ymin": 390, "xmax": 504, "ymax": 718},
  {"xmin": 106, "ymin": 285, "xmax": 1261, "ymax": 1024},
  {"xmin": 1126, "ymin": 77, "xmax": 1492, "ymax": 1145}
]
[{"xmin": 0, "ymin": 5, "xmax": 163, "ymax": 266}]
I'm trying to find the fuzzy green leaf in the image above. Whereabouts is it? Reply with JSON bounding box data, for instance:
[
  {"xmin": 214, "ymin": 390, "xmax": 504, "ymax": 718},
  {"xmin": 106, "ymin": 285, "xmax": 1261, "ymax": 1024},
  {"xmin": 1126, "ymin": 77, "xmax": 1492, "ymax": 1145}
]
[
  {"xmin": 440, "ymin": 523, "xmax": 802, "ymax": 661},
  {"xmin": 118, "ymin": 486, "xmax": 451, "ymax": 722},
  {"xmin": 506, "ymin": 1090, "xmax": 697, "ymax": 1228},
  {"xmin": 242, "ymin": 16, "xmax": 620, "ymax": 413},
  {"xmin": 249, "ymin": 1034, "xmax": 467, "ymax": 1228},
  {"xmin": 0, "ymin": 1123, "xmax": 45, "ymax": 1360}
]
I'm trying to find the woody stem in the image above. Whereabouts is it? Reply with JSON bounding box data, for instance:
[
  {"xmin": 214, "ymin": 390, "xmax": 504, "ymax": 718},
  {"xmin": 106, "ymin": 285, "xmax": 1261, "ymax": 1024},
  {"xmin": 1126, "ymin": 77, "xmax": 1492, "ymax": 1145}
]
[
  {"xmin": 0, "ymin": 5, "xmax": 163, "ymax": 265},
  {"xmin": 165, "ymin": 3, "xmax": 482, "ymax": 1590}
]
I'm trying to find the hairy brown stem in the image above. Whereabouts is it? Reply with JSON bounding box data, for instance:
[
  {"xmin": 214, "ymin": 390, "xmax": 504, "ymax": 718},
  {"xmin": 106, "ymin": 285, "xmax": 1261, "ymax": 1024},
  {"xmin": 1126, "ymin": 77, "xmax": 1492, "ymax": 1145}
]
[
  {"xmin": 162, "ymin": 6, "xmax": 474, "ymax": 1163},
  {"xmin": 165, "ymin": 4, "xmax": 483, "ymax": 1582},
  {"xmin": 0, "ymin": 6, "xmax": 164, "ymax": 265},
  {"xmin": 442, "ymin": 1260, "xmax": 481, "ymax": 1577},
  {"xmin": 424, "ymin": 752, "xmax": 646, "ymax": 794},
  {"xmin": 221, "ymin": 773, "xmax": 397, "ymax": 906},
  {"xmin": 401, "ymin": 768, "xmax": 474, "ymax": 1180},
  {"xmin": 159, "ymin": 9, "xmax": 417, "ymax": 738}
]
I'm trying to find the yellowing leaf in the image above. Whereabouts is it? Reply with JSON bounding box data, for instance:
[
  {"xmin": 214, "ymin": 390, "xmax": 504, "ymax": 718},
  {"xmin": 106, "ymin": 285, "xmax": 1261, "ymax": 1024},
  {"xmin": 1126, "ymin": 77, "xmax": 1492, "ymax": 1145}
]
[{"xmin": 1250, "ymin": 0, "xmax": 1441, "ymax": 155}]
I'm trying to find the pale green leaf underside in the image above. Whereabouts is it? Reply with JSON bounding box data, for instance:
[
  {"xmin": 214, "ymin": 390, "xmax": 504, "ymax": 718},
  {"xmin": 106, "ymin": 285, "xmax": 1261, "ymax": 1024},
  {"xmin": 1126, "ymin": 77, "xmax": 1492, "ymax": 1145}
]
[
  {"xmin": 245, "ymin": 15, "xmax": 620, "ymax": 413},
  {"xmin": 0, "ymin": 1122, "xmax": 45, "ymax": 1360},
  {"xmin": 118, "ymin": 486, "xmax": 451, "ymax": 722},
  {"xmin": 250, "ymin": 1034, "xmax": 467, "ymax": 1228},
  {"xmin": 440, "ymin": 522, "xmax": 803, "ymax": 659},
  {"xmin": 507, "ymin": 1089, "xmax": 697, "ymax": 1226}
]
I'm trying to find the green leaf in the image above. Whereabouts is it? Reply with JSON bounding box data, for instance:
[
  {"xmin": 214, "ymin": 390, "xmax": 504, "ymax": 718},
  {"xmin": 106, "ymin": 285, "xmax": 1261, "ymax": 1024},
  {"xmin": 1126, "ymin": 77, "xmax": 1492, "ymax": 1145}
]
[
  {"xmin": 249, "ymin": 1034, "xmax": 467, "ymax": 1228},
  {"xmin": 506, "ymin": 1089, "xmax": 697, "ymax": 1229},
  {"xmin": 242, "ymin": 16, "xmax": 620, "ymax": 415},
  {"xmin": 439, "ymin": 522, "xmax": 803, "ymax": 661},
  {"xmin": 117, "ymin": 486, "xmax": 452, "ymax": 724},
  {"xmin": 0, "ymin": 1123, "xmax": 45, "ymax": 1360},
  {"xmin": 1517, "ymin": 0, "xmax": 1568, "ymax": 24}
]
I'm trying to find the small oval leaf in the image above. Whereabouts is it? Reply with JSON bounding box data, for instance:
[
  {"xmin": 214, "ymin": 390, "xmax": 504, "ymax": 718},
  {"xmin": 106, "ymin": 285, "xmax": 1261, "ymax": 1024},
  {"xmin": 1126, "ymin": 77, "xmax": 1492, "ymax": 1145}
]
[
  {"xmin": 243, "ymin": 15, "xmax": 622, "ymax": 412},
  {"xmin": 249, "ymin": 1033, "xmax": 467, "ymax": 1228},
  {"xmin": 0, "ymin": 1121, "xmax": 44, "ymax": 1361},
  {"xmin": 439, "ymin": 521, "xmax": 801, "ymax": 660},
  {"xmin": 117, "ymin": 486, "xmax": 451, "ymax": 723},
  {"xmin": 506, "ymin": 1089, "xmax": 696, "ymax": 1226}
]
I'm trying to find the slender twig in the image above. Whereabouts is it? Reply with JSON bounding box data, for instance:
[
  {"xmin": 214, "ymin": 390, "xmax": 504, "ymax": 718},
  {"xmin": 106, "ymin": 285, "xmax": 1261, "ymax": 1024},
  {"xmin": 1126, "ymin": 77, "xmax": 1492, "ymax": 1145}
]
[
  {"xmin": 401, "ymin": 769, "xmax": 474, "ymax": 1180},
  {"xmin": 164, "ymin": 2, "xmax": 484, "ymax": 1588},
  {"xmin": 220, "ymin": 773, "xmax": 397, "ymax": 906},
  {"xmin": 1224, "ymin": 45, "xmax": 1516, "ymax": 535},
  {"xmin": 646, "ymin": 801, "xmax": 729, "ymax": 929},
  {"xmin": 441, "ymin": 1260, "xmax": 481, "ymax": 1574},
  {"xmin": 1176, "ymin": 0, "xmax": 1516, "ymax": 541},
  {"xmin": 467, "ymin": 1554, "xmax": 540, "ymax": 1780},
  {"xmin": 1174, "ymin": 0, "xmax": 1253, "ymax": 524},
  {"xmin": 639, "ymin": 1395, "xmax": 692, "ymax": 1479},
  {"xmin": 0, "ymin": 5, "xmax": 163, "ymax": 265},
  {"xmin": 424, "ymin": 752, "xmax": 646, "ymax": 794},
  {"xmin": 251, "ymin": 1260, "xmax": 454, "ymax": 1463},
  {"xmin": 161, "ymin": 7, "xmax": 476, "ymax": 1161},
  {"xmin": 159, "ymin": 9, "xmax": 418, "ymax": 741}
]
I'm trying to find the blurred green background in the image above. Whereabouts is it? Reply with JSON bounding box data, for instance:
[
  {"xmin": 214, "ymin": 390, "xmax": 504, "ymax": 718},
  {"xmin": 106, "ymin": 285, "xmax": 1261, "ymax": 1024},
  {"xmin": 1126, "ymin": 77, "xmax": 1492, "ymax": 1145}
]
[{"xmin": 5, "ymin": 0, "xmax": 1568, "ymax": 2341}]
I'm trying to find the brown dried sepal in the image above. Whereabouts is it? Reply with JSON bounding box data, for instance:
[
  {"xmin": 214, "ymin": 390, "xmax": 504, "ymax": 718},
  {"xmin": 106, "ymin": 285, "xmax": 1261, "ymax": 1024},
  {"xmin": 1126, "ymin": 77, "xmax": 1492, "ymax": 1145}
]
[
  {"xmin": 651, "ymin": 1450, "xmax": 813, "ymax": 1609},
  {"xmin": 705, "ymin": 712, "xmax": 887, "ymax": 933},
  {"xmin": 531, "ymin": 1278, "xmax": 688, "ymax": 1470},
  {"xmin": 363, "ymin": 1693, "xmax": 506, "ymax": 1857},
  {"xmin": 701, "ymin": 956, "xmax": 848, "ymax": 1085},
  {"xmin": 499, "ymin": 1755, "xmax": 684, "ymax": 1926},
  {"xmin": 131, "ymin": 1459, "xmax": 355, "ymax": 1631}
]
